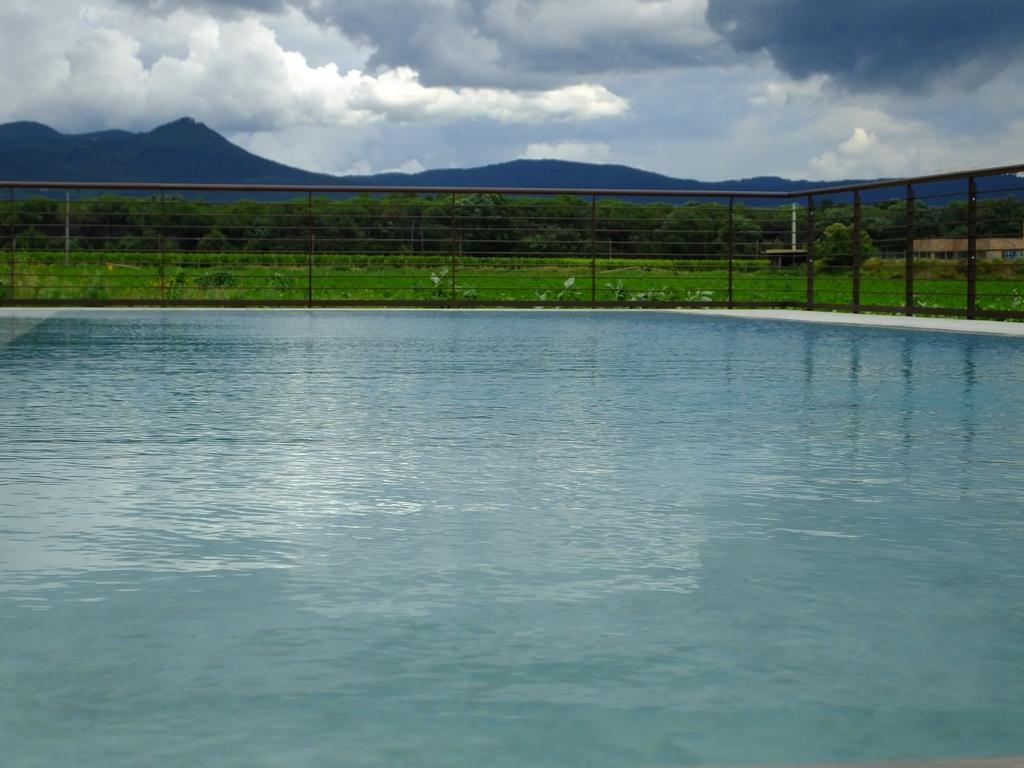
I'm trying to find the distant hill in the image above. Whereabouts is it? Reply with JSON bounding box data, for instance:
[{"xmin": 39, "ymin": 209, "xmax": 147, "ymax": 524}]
[
  {"xmin": 0, "ymin": 118, "xmax": 340, "ymax": 186},
  {"xmin": 0, "ymin": 117, "xmax": 1018, "ymax": 204}
]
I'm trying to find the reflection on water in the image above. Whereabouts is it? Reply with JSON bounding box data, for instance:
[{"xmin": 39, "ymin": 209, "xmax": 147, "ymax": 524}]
[{"xmin": 1, "ymin": 310, "xmax": 1023, "ymax": 768}]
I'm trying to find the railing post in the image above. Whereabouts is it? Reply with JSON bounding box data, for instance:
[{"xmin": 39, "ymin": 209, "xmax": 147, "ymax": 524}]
[
  {"xmin": 967, "ymin": 176, "xmax": 977, "ymax": 319},
  {"xmin": 590, "ymin": 194, "xmax": 597, "ymax": 307},
  {"xmin": 159, "ymin": 191, "xmax": 166, "ymax": 305},
  {"xmin": 905, "ymin": 184, "xmax": 914, "ymax": 315},
  {"xmin": 805, "ymin": 195, "xmax": 815, "ymax": 310},
  {"xmin": 450, "ymin": 192, "xmax": 457, "ymax": 303},
  {"xmin": 64, "ymin": 191, "xmax": 71, "ymax": 267},
  {"xmin": 727, "ymin": 196, "xmax": 735, "ymax": 308},
  {"xmin": 307, "ymin": 191, "xmax": 314, "ymax": 307},
  {"xmin": 852, "ymin": 190, "xmax": 861, "ymax": 313},
  {"xmin": 7, "ymin": 188, "xmax": 14, "ymax": 302}
]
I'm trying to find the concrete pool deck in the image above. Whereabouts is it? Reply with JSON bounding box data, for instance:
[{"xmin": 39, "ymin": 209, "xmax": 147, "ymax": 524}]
[{"xmin": 675, "ymin": 309, "xmax": 1024, "ymax": 337}]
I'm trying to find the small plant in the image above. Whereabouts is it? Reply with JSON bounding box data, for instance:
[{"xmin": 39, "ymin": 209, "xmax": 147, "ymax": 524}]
[
  {"xmin": 460, "ymin": 285, "xmax": 478, "ymax": 300},
  {"xmin": 197, "ymin": 269, "xmax": 235, "ymax": 288},
  {"xmin": 605, "ymin": 278, "xmax": 626, "ymax": 301},
  {"xmin": 269, "ymin": 272, "xmax": 293, "ymax": 293},
  {"xmin": 167, "ymin": 268, "xmax": 188, "ymax": 299},
  {"xmin": 682, "ymin": 289, "xmax": 714, "ymax": 303},
  {"xmin": 629, "ymin": 287, "xmax": 662, "ymax": 302},
  {"xmin": 555, "ymin": 276, "xmax": 578, "ymax": 301},
  {"xmin": 84, "ymin": 277, "xmax": 106, "ymax": 300},
  {"xmin": 429, "ymin": 267, "xmax": 450, "ymax": 297}
]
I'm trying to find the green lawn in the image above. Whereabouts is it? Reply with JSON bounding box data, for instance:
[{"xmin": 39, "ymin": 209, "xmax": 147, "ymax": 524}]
[{"xmin": 4, "ymin": 252, "xmax": 1024, "ymax": 313}]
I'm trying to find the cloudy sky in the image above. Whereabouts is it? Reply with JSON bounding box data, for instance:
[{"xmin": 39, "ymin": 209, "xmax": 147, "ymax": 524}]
[{"xmin": 2, "ymin": 0, "xmax": 1023, "ymax": 180}]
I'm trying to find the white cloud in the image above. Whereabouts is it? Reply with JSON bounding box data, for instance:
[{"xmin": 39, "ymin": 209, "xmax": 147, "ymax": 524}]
[
  {"xmin": 749, "ymin": 73, "xmax": 828, "ymax": 107},
  {"xmin": 809, "ymin": 135, "xmax": 891, "ymax": 179},
  {"xmin": 605, "ymin": 60, "xmax": 1024, "ymax": 182},
  {"xmin": 149, "ymin": 20, "xmax": 626, "ymax": 129},
  {"xmin": 227, "ymin": 123, "xmax": 380, "ymax": 175},
  {"xmin": 519, "ymin": 140, "xmax": 612, "ymax": 163},
  {"xmin": 805, "ymin": 125, "xmax": 900, "ymax": 179},
  {"xmin": 838, "ymin": 126, "xmax": 876, "ymax": 154},
  {"xmin": 0, "ymin": 6, "xmax": 628, "ymax": 133},
  {"xmin": 380, "ymin": 158, "xmax": 426, "ymax": 174},
  {"xmin": 267, "ymin": 6, "xmax": 370, "ymax": 70},
  {"xmin": 346, "ymin": 69, "xmax": 627, "ymax": 125},
  {"xmin": 802, "ymin": 108, "xmax": 1024, "ymax": 180}
]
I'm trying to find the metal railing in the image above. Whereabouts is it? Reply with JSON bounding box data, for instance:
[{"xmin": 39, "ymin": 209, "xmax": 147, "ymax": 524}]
[{"xmin": 3, "ymin": 162, "xmax": 1024, "ymax": 319}]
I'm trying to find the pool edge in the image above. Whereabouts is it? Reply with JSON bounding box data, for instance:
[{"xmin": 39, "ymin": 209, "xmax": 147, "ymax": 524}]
[{"xmin": 3, "ymin": 306, "xmax": 1023, "ymax": 337}]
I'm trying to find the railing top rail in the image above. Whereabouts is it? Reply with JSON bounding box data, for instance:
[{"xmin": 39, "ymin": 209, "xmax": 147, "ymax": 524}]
[
  {"xmin": 799, "ymin": 161, "xmax": 1024, "ymax": 197},
  {"xmin": 0, "ymin": 180, "xmax": 788, "ymax": 199},
  {"xmin": 1, "ymin": 160, "xmax": 1021, "ymax": 199}
]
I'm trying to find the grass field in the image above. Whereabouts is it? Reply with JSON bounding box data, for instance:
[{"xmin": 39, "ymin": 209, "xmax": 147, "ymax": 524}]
[{"xmin": 4, "ymin": 252, "xmax": 1024, "ymax": 312}]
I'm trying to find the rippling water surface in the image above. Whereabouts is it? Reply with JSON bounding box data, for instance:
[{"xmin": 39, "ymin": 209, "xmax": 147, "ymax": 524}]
[{"xmin": 2, "ymin": 309, "xmax": 1023, "ymax": 767}]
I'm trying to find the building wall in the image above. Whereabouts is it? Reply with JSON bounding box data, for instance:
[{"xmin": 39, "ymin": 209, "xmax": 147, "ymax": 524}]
[{"xmin": 912, "ymin": 237, "xmax": 1024, "ymax": 260}]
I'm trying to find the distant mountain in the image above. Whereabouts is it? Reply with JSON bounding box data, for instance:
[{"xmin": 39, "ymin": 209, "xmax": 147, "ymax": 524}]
[
  {"xmin": 0, "ymin": 118, "xmax": 340, "ymax": 186},
  {"xmin": 0, "ymin": 117, "xmax": 1017, "ymax": 204},
  {"xmin": 341, "ymin": 160, "xmax": 841, "ymax": 196}
]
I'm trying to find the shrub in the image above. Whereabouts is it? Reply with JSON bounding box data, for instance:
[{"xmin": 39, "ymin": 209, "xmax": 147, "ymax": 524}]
[{"xmin": 197, "ymin": 270, "xmax": 235, "ymax": 288}]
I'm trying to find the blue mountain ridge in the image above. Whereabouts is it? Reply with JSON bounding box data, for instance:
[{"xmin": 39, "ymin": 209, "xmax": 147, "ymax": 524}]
[{"xmin": 0, "ymin": 117, "xmax": 1017, "ymax": 204}]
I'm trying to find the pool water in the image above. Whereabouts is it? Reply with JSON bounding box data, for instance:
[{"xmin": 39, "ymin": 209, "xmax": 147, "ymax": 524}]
[{"xmin": 2, "ymin": 309, "xmax": 1023, "ymax": 768}]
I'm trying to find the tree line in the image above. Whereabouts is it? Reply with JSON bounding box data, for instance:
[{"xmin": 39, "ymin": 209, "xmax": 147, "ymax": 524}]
[{"xmin": 3, "ymin": 192, "xmax": 1022, "ymax": 264}]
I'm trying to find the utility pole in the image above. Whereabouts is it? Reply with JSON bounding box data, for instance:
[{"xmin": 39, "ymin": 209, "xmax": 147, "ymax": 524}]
[{"xmin": 791, "ymin": 202, "xmax": 797, "ymax": 251}]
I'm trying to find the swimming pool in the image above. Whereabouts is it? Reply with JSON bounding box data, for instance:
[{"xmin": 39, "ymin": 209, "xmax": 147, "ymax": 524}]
[{"xmin": 2, "ymin": 309, "xmax": 1023, "ymax": 767}]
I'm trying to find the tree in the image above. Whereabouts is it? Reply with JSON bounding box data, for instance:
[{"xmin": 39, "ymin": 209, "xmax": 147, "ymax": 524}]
[
  {"xmin": 657, "ymin": 203, "xmax": 725, "ymax": 258},
  {"xmin": 815, "ymin": 222, "xmax": 879, "ymax": 265},
  {"xmin": 197, "ymin": 228, "xmax": 228, "ymax": 253},
  {"xmin": 513, "ymin": 195, "xmax": 588, "ymax": 256},
  {"xmin": 726, "ymin": 211, "xmax": 761, "ymax": 256},
  {"xmin": 455, "ymin": 193, "xmax": 513, "ymax": 256}
]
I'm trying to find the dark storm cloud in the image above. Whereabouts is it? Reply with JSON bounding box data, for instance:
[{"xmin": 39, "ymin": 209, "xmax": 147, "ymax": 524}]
[
  {"xmin": 303, "ymin": 1, "xmax": 501, "ymax": 85},
  {"xmin": 706, "ymin": 0, "xmax": 1024, "ymax": 93},
  {"xmin": 116, "ymin": 0, "xmax": 1024, "ymax": 92},
  {"xmin": 113, "ymin": 0, "xmax": 724, "ymax": 87},
  {"xmin": 310, "ymin": 0, "xmax": 722, "ymax": 87}
]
